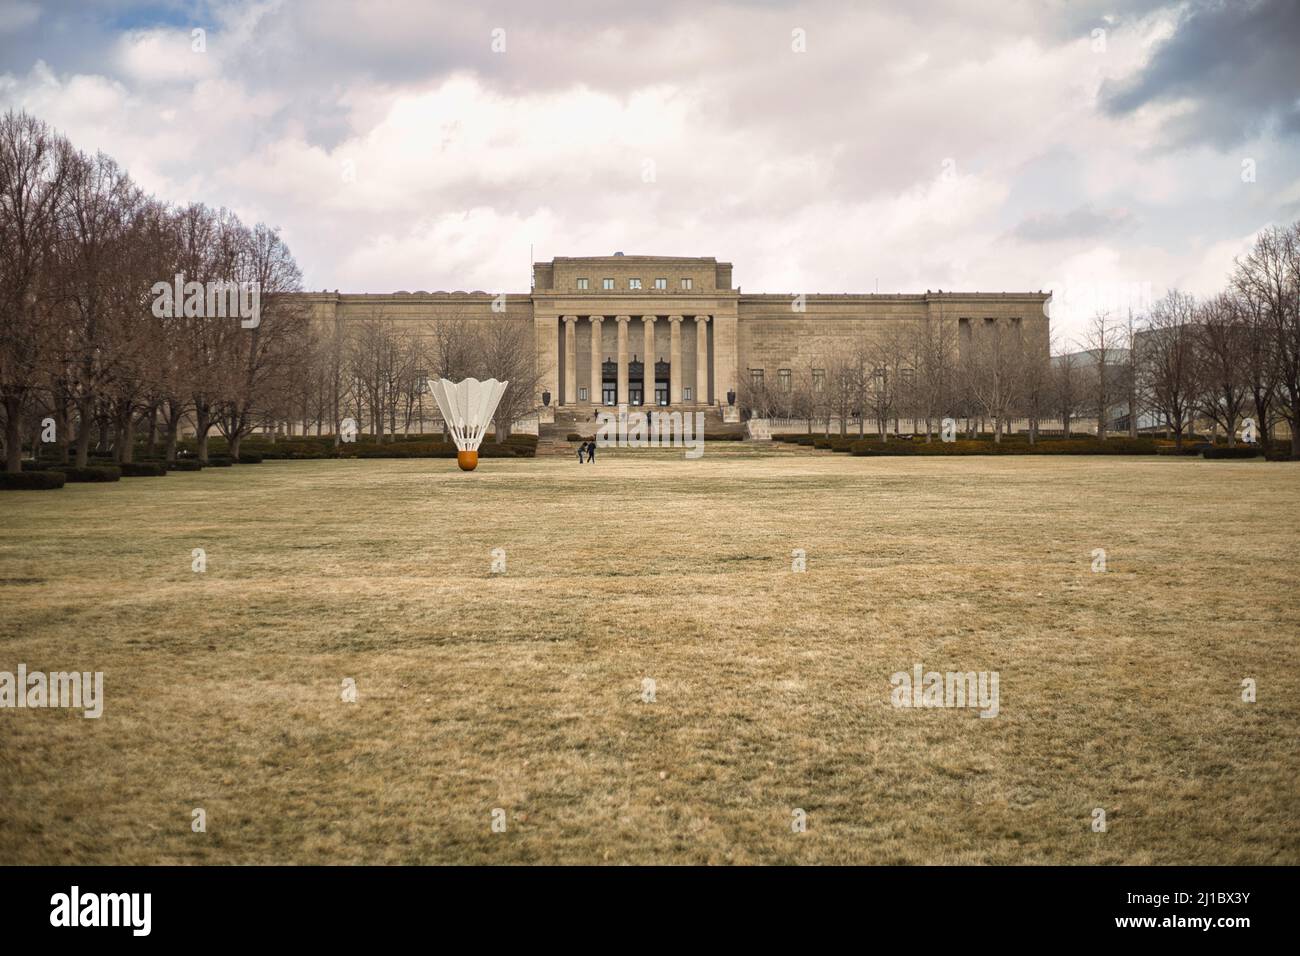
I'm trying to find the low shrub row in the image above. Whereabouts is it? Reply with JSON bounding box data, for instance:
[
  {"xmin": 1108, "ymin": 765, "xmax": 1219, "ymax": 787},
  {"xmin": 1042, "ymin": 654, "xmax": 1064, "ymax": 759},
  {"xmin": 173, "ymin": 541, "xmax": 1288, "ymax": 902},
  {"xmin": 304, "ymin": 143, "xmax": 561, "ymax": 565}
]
[
  {"xmin": 0, "ymin": 470, "xmax": 66, "ymax": 490},
  {"xmin": 1202, "ymin": 446, "xmax": 1261, "ymax": 459},
  {"xmin": 51, "ymin": 464, "xmax": 123, "ymax": 481},
  {"xmin": 849, "ymin": 438, "xmax": 1161, "ymax": 456},
  {"xmin": 119, "ymin": 461, "xmax": 168, "ymax": 477},
  {"xmin": 345, "ymin": 438, "xmax": 537, "ymax": 459}
]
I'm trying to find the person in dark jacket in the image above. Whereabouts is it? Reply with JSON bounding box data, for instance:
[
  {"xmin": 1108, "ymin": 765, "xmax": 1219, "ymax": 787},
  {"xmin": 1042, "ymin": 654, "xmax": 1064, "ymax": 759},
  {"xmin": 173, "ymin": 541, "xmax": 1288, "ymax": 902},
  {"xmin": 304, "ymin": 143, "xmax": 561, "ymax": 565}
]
[
  {"xmin": 586, "ymin": 440, "xmax": 597, "ymax": 463},
  {"xmin": 577, "ymin": 441, "xmax": 585, "ymax": 463}
]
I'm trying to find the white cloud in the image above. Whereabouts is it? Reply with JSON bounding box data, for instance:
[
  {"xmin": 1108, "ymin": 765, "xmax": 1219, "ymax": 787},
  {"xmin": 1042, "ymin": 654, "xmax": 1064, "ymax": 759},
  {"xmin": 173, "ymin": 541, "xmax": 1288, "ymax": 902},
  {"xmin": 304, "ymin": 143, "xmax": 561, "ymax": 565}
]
[{"xmin": 0, "ymin": 0, "xmax": 1295, "ymax": 352}]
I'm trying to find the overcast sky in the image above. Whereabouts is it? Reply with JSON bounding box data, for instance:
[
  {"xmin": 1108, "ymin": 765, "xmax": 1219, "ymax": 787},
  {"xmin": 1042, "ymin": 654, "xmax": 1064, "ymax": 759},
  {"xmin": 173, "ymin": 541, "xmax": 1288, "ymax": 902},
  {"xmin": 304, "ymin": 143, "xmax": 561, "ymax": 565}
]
[{"xmin": 2, "ymin": 0, "xmax": 1297, "ymax": 343}]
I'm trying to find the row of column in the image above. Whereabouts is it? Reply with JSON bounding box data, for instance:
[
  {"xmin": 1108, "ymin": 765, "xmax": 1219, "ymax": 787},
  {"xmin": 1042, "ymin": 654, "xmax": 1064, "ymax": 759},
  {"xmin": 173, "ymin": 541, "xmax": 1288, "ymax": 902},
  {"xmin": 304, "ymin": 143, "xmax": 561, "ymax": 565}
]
[{"xmin": 561, "ymin": 315, "xmax": 709, "ymax": 406}]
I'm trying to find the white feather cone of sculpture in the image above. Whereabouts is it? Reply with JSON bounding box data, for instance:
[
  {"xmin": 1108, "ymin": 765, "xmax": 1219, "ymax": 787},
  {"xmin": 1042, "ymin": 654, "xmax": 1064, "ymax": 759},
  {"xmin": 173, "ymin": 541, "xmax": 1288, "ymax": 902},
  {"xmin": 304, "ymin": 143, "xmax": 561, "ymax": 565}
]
[{"xmin": 428, "ymin": 377, "xmax": 509, "ymax": 471}]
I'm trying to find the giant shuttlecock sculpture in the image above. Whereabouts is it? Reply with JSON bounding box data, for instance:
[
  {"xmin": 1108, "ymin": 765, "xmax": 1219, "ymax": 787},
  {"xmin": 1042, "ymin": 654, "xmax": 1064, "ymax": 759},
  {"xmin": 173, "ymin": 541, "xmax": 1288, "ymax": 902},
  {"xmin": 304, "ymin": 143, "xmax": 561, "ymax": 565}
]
[{"xmin": 428, "ymin": 377, "xmax": 510, "ymax": 471}]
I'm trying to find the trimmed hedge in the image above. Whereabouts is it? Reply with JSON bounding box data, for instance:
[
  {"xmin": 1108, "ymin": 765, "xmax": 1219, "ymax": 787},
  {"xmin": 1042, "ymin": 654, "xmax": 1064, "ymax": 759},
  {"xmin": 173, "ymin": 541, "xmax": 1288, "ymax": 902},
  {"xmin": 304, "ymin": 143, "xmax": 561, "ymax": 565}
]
[
  {"xmin": 1202, "ymin": 446, "xmax": 1260, "ymax": 459},
  {"xmin": 168, "ymin": 459, "xmax": 203, "ymax": 471},
  {"xmin": 233, "ymin": 452, "xmax": 263, "ymax": 464},
  {"xmin": 850, "ymin": 438, "xmax": 1160, "ymax": 456},
  {"xmin": 120, "ymin": 461, "xmax": 167, "ymax": 477},
  {"xmin": 52, "ymin": 464, "xmax": 121, "ymax": 482},
  {"xmin": 0, "ymin": 470, "xmax": 66, "ymax": 490},
  {"xmin": 345, "ymin": 439, "xmax": 537, "ymax": 459},
  {"xmin": 204, "ymin": 456, "xmax": 234, "ymax": 467}
]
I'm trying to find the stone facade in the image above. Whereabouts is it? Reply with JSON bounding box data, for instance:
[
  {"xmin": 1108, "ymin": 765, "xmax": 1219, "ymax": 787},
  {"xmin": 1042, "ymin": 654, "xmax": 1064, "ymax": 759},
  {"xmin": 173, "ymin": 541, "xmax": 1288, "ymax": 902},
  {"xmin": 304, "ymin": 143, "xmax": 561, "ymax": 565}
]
[{"xmin": 296, "ymin": 254, "xmax": 1051, "ymax": 411}]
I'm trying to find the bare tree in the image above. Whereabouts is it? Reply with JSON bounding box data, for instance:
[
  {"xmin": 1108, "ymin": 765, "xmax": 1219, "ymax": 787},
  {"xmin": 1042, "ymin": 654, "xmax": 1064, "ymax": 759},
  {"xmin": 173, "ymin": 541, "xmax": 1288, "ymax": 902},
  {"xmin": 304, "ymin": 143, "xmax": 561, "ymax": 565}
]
[
  {"xmin": 1232, "ymin": 267, "xmax": 1282, "ymax": 449},
  {"xmin": 1234, "ymin": 222, "xmax": 1300, "ymax": 455},
  {"xmin": 1083, "ymin": 312, "xmax": 1116, "ymax": 439},
  {"xmin": 1194, "ymin": 292, "xmax": 1251, "ymax": 446},
  {"xmin": 1140, "ymin": 290, "xmax": 1200, "ymax": 450},
  {"xmin": 1121, "ymin": 309, "xmax": 1140, "ymax": 437},
  {"xmin": 965, "ymin": 319, "xmax": 1022, "ymax": 443},
  {"xmin": 909, "ymin": 316, "xmax": 957, "ymax": 442},
  {"xmin": 215, "ymin": 224, "xmax": 306, "ymax": 459},
  {"xmin": 0, "ymin": 111, "xmax": 70, "ymax": 471},
  {"xmin": 475, "ymin": 317, "xmax": 541, "ymax": 441},
  {"xmin": 1051, "ymin": 342, "xmax": 1080, "ymax": 438}
]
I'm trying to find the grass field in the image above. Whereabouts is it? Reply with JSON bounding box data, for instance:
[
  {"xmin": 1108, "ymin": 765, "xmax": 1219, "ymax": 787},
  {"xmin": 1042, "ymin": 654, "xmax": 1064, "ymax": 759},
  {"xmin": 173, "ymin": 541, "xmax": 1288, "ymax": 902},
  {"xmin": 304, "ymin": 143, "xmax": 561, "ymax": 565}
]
[{"xmin": 1, "ymin": 449, "xmax": 1297, "ymax": 864}]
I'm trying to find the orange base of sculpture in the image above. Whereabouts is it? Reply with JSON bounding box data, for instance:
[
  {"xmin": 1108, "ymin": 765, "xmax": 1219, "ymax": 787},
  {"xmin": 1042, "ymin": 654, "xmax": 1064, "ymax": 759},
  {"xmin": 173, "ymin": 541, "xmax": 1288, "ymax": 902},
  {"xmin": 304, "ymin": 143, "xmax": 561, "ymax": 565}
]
[{"xmin": 457, "ymin": 450, "xmax": 479, "ymax": 471}]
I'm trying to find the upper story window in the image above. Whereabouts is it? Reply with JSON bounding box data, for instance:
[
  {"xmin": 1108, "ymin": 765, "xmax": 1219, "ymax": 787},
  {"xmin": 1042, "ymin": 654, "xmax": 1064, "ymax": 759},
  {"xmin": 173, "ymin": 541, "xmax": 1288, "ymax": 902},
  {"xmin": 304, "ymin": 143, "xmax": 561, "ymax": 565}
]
[
  {"xmin": 680, "ymin": 278, "xmax": 693, "ymax": 290},
  {"xmin": 576, "ymin": 278, "xmax": 589, "ymax": 290},
  {"xmin": 812, "ymin": 368, "xmax": 826, "ymax": 391},
  {"xmin": 778, "ymin": 369, "xmax": 792, "ymax": 391},
  {"xmin": 628, "ymin": 278, "xmax": 642, "ymax": 290},
  {"xmin": 750, "ymin": 368, "xmax": 765, "ymax": 387},
  {"xmin": 602, "ymin": 278, "xmax": 614, "ymax": 290},
  {"xmin": 654, "ymin": 278, "xmax": 667, "ymax": 290}
]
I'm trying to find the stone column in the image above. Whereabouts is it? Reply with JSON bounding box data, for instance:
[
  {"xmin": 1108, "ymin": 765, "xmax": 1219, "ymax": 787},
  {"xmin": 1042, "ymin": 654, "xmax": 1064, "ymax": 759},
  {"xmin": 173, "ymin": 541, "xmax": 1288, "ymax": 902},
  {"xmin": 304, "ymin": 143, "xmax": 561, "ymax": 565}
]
[
  {"xmin": 713, "ymin": 313, "xmax": 738, "ymax": 411},
  {"xmin": 534, "ymin": 314, "xmax": 558, "ymax": 409},
  {"xmin": 588, "ymin": 316, "xmax": 603, "ymax": 405},
  {"xmin": 641, "ymin": 316, "xmax": 655, "ymax": 406},
  {"xmin": 669, "ymin": 315, "xmax": 683, "ymax": 405},
  {"xmin": 694, "ymin": 315, "xmax": 709, "ymax": 405},
  {"xmin": 562, "ymin": 316, "xmax": 577, "ymax": 405},
  {"xmin": 616, "ymin": 316, "xmax": 630, "ymax": 405}
]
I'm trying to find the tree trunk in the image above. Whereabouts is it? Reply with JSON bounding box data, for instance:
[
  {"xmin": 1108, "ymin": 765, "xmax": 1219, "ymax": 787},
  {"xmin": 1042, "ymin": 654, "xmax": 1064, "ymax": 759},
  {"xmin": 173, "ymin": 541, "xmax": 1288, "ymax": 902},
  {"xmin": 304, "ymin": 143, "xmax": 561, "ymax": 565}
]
[
  {"xmin": 164, "ymin": 420, "xmax": 179, "ymax": 463},
  {"xmin": 74, "ymin": 398, "xmax": 93, "ymax": 467},
  {"xmin": 146, "ymin": 405, "xmax": 158, "ymax": 458},
  {"xmin": 3, "ymin": 395, "xmax": 22, "ymax": 472},
  {"xmin": 1291, "ymin": 396, "xmax": 1300, "ymax": 456},
  {"xmin": 121, "ymin": 414, "xmax": 136, "ymax": 464},
  {"xmin": 195, "ymin": 406, "xmax": 212, "ymax": 463}
]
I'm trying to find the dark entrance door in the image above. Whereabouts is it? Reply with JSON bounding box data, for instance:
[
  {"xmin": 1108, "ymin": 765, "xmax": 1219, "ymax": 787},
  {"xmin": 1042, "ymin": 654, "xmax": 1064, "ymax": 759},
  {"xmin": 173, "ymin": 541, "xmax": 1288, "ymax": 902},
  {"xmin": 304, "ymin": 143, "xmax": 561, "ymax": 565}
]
[
  {"xmin": 601, "ymin": 359, "xmax": 617, "ymax": 405},
  {"xmin": 628, "ymin": 358, "xmax": 644, "ymax": 405}
]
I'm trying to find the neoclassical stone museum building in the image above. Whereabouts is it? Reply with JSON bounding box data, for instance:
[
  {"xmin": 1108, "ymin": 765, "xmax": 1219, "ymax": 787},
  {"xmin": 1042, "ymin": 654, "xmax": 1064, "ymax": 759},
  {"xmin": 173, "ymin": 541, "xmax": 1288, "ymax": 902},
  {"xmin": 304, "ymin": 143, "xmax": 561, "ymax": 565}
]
[{"xmin": 298, "ymin": 254, "xmax": 1051, "ymax": 417}]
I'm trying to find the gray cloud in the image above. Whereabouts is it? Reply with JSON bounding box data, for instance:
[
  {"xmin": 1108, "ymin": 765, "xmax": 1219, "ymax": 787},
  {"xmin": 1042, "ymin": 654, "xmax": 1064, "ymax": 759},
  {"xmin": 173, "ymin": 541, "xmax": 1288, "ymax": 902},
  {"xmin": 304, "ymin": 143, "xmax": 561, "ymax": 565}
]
[
  {"xmin": 1012, "ymin": 206, "xmax": 1137, "ymax": 242},
  {"xmin": 1101, "ymin": 0, "xmax": 1300, "ymax": 148}
]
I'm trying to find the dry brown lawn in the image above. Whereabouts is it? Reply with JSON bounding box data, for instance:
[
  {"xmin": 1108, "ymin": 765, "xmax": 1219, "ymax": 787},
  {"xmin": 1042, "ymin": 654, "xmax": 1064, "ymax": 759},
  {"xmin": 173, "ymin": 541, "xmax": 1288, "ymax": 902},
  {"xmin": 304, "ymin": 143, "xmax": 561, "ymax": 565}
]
[{"xmin": 1, "ymin": 447, "xmax": 1297, "ymax": 864}]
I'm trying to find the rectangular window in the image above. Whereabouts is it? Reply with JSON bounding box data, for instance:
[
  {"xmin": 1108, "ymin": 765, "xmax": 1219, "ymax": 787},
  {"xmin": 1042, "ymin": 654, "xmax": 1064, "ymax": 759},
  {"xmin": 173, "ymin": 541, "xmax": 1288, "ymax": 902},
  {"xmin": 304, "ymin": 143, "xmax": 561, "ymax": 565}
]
[
  {"xmin": 681, "ymin": 278, "xmax": 693, "ymax": 290},
  {"xmin": 578, "ymin": 386, "xmax": 588, "ymax": 401},
  {"xmin": 577, "ymin": 278, "xmax": 589, "ymax": 290},
  {"xmin": 778, "ymin": 368, "xmax": 792, "ymax": 391},
  {"xmin": 415, "ymin": 369, "xmax": 429, "ymax": 392},
  {"xmin": 750, "ymin": 368, "xmax": 764, "ymax": 387},
  {"xmin": 812, "ymin": 368, "xmax": 825, "ymax": 391},
  {"xmin": 629, "ymin": 278, "xmax": 642, "ymax": 290},
  {"xmin": 683, "ymin": 386, "xmax": 693, "ymax": 402},
  {"xmin": 654, "ymin": 278, "xmax": 667, "ymax": 290},
  {"xmin": 602, "ymin": 278, "xmax": 614, "ymax": 290}
]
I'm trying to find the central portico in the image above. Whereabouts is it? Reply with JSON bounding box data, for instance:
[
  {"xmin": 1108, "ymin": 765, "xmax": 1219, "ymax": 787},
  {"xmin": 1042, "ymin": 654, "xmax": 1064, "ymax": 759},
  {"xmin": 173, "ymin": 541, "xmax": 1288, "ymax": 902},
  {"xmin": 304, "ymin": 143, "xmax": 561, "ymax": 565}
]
[{"xmin": 532, "ymin": 254, "xmax": 738, "ymax": 410}]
